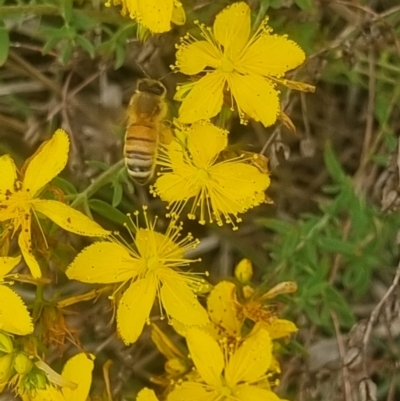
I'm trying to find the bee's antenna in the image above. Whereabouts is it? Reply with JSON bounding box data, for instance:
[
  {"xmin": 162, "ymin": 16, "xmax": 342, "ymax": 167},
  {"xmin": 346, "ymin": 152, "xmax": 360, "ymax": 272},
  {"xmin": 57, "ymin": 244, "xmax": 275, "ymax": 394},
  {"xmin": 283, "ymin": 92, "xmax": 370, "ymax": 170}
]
[
  {"xmin": 159, "ymin": 71, "xmax": 174, "ymax": 81},
  {"xmin": 135, "ymin": 62, "xmax": 151, "ymax": 79}
]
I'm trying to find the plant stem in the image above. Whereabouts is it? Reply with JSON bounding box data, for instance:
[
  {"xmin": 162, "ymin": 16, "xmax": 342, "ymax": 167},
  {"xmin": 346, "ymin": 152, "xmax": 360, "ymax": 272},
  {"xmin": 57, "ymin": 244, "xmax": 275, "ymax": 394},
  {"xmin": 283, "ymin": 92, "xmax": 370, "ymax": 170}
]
[{"xmin": 71, "ymin": 160, "xmax": 124, "ymax": 208}]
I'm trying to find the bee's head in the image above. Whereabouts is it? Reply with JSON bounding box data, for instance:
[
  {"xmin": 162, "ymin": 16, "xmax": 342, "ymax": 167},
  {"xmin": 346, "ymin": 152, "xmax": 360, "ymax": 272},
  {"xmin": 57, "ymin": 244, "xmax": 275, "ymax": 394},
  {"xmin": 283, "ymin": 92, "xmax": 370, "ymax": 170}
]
[{"xmin": 137, "ymin": 79, "xmax": 167, "ymax": 97}]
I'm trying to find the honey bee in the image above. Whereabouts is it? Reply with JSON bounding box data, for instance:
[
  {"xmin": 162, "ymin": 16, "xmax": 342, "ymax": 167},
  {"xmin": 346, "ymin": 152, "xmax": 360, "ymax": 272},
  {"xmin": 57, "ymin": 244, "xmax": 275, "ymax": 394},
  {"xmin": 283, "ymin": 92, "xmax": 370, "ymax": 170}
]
[{"xmin": 124, "ymin": 78, "xmax": 168, "ymax": 185}]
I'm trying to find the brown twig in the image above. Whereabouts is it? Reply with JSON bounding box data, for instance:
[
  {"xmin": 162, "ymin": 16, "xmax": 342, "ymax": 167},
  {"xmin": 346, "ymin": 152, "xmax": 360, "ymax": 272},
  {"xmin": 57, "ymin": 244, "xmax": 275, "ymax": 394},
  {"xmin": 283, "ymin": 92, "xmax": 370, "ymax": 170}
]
[
  {"xmin": 331, "ymin": 310, "xmax": 354, "ymax": 401},
  {"xmin": 362, "ymin": 261, "xmax": 400, "ymax": 377}
]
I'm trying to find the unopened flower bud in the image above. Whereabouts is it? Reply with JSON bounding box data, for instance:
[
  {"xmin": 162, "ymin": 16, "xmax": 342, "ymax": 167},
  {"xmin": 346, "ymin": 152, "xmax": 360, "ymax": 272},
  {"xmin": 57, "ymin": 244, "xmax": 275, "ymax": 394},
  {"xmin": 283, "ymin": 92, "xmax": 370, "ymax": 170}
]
[
  {"xmin": 0, "ymin": 353, "xmax": 14, "ymax": 384},
  {"xmin": 242, "ymin": 285, "xmax": 254, "ymax": 300},
  {"xmin": 165, "ymin": 357, "xmax": 189, "ymax": 376},
  {"xmin": 234, "ymin": 258, "xmax": 253, "ymax": 283},
  {"xmin": 14, "ymin": 352, "xmax": 33, "ymax": 375},
  {"xmin": 0, "ymin": 333, "xmax": 13, "ymax": 354}
]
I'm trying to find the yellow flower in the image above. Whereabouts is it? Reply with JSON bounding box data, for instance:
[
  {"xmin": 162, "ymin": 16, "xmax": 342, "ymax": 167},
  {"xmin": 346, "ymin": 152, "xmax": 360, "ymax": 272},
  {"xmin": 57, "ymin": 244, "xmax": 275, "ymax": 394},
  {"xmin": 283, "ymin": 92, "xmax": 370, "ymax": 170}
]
[
  {"xmin": 174, "ymin": 2, "xmax": 314, "ymax": 126},
  {"xmin": 20, "ymin": 353, "xmax": 95, "ymax": 401},
  {"xmin": 137, "ymin": 388, "xmax": 159, "ymax": 401},
  {"xmin": 107, "ymin": 0, "xmax": 185, "ymax": 33},
  {"xmin": 239, "ymin": 281, "xmax": 298, "ymax": 340},
  {"xmin": 152, "ymin": 121, "xmax": 270, "ymax": 229},
  {"xmin": 0, "ymin": 256, "xmax": 33, "ymax": 335},
  {"xmin": 66, "ymin": 209, "xmax": 209, "ymax": 345},
  {"xmin": 168, "ymin": 327, "xmax": 283, "ymax": 401},
  {"xmin": 0, "ymin": 129, "xmax": 109, "ymax": 278}
]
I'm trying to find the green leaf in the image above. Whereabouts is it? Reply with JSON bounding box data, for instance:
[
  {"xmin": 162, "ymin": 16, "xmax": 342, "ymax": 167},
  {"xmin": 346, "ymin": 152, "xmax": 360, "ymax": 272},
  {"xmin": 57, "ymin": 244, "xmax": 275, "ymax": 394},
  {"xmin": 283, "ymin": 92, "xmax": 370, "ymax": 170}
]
[
  {"xmin": 324, "ymin": 143, "xmax": 347, "ymax": 183},
  {"xmin": 325, "ymin": 287, "xmax": 354, "ymax": 327},
  {"xmin": 60, "ymin": 41, "xmax": 74, "ymax": 65},
  {"xmin": 0, "ymin": 26, "xmax": 9, "ymax": 66},
  {"xmin": 52, "ymin": 177, "xmax": 78, "ymax": 195},
  {"xmin": 61, "ymin": 0, "xmax": 73, "ymax": 23},
  {"xmin": 76, "ymin": 36, "xmax": 95, "ymax": 58},
  {"xmin": 42, "ymin": 36, "xmax": 62, "ymax": 55},
  {"xmin": 71, "ymin": 9, "xmax": 97, "ymax": 30},
  {"xmin": 317, "ymin": 237, "xmax": 357, "ymax": 256},
  {"xmin": 114, "ymin": 43, "xmax": 126, "ymax": 69},
  {"xmin": 85, "ymin": 160, "xmax": 111, "ymax": 171},
  {"xmin": 255, "ymin": 218, "xmax": 293, "ymax": 234},
  {"xmin": 112, "ymin": 182, "xmax": 123, "ymax": 207},
  {"xmin": 88, "ymin": 199, "xmax": 129, "ymax": 227},
  {"xmin": 294, "ymin": 0, "xmax": 314, "ymax": 11}
]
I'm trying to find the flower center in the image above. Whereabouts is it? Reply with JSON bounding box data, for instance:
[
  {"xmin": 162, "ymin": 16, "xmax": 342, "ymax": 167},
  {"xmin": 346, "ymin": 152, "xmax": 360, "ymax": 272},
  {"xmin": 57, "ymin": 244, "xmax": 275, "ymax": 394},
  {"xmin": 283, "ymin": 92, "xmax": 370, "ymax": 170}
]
[
  {"xmin": 220, "ymin": 58, "xmax": 234, "ymax": 73},
  {"xmin": 146, "ymin": 256, "xmax": 159, "ymax": 271},
  {"xmin": 1, "ymin": 188, "xmax": 31, "ymax": 217},
  {"xmin": 196, "ymin": 169, "xmax": 210, "ymax": 183},
  {"xmin": 220, "ymin": 385, "xmax": 233, "ymax": 397}
]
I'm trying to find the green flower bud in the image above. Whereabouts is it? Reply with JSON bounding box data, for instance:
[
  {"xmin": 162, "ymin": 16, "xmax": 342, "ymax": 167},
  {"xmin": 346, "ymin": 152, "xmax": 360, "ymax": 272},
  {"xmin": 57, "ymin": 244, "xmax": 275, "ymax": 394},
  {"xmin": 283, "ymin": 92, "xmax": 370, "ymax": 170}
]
[
  {"xmin": 0, "ymin": 332, "xmax": 13, "ymax": 354},
  {"xmin": 14, "ymin": 352, "xmax": 33, "ymax": 375},
  {"xmin": 0, "ymin": 353, "xmax": 14, "ymax": 384}
]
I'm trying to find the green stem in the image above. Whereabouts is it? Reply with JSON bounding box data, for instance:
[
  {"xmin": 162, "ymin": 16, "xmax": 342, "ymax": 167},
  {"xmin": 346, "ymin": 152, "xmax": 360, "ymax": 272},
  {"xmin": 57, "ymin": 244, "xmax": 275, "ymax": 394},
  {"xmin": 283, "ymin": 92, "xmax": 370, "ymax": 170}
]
[
  {"xmin": 32, "ymin": 284, "xmax": 44, "ymax": 320},
  {"xmin": 253, "ymin": 1, "xmax": 268, "ymax": 32},
  {"xmin": 70, "ymin": 160, "xmax": 124, "ymax": 208}
]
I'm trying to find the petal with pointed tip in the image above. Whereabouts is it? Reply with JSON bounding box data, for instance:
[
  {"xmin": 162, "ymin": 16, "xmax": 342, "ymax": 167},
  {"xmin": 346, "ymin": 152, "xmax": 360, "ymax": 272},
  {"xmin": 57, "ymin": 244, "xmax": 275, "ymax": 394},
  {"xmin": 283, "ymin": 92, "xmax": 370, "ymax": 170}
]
[{"xmin": 23, "ymin": 129, "xmax": 69, "ymax": 196}]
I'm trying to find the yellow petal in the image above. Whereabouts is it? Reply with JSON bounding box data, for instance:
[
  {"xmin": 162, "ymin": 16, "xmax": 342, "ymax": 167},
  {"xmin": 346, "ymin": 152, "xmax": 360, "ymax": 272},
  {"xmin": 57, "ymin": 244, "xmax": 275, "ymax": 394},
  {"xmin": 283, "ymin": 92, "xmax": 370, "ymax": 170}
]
[
  {"xmin": 154, "ymin": 173, "xmax": 198, "ymax": 203},
  {"xmin": 235, "ymin": 385, "xmax": 283, "ymax": 401},
  {"xmin": 225, "ymin": 328, "xmax": 272, "ymax": 386},
  {"xmin": 186, "ymin": 328, "xmax": 223, "ymax": 387},
  {"xmin": 23, "ymin": 129, "xmax": 69, "ymax": 196},
  {"xmin": 213, "ymin": 2, "xmax": 251, "ymax": 58},
  {"xmin": 0, "ymin": 256, "xmax": 21, "ymax": 279},
  {"xmin": 262, "ymin": 318, "xmax": 298, "ymax": 340},
  {"xmin": 210, "ymin": 162, "xmax": 269, "ymax": 210},
  {"xmin": 187, "ymin": 122, "xmax": 227, "ymax": 168},
  {"xmin": 117, "ymin": 275, "xmax": 157, "ymax": 345},
  {"xmin": 32, "ymin": 200, "xmax": 110, "ymax": 237},
  {"xmin": 171, "ymin": 1, "xmax": 185, "ymax": 26},
  {"xmin": 178, "ymin": 73, "xmax": 226, "ymax": 124},
  {"xmin": 207, "ymin": 281, "xmax": 242, "ymax": 337},
  {"xmin": 18, "ymin": 226, "xmax": 42, "ymax": 278},
  {"xmin": 176, "ymin": 41, "xmax": 221, "ymax": 75},
  {"xmin": 136, "ymin": 0, "xmax": 173, "ymax": 33},
  {"xmin": 62, "ymin": 353, "xmax": 95, "ymax": 401},
  {"xmin": 227, "ymin": 73, "xmax": 279, "ymax": 127},
  {"xmin": 0, "ymin": 285, "xmax": 33, "ymax": 335},
  {"xmin": 160, "ymin": 273, "xmax": 209, "ymax": 326},
  {"xmin": 151, "ymin": 323, "xmax": 185, "ymax": 360},
  {"xmin": 239, "ymin": 34, "xmax": 305, "ymax": 77},
  {"xmin": 0, "ymin": 155, "xmax": 17, "ymax": 198},
  {"xmin": 66, "ymin": 242, "xmax": 135, "ymax": 284},
  {"xmin": 168, "ymin": 382, "xmax": 217, "ymax": 401},
  {"xmin": 137, "ymin": 388, "xmax": 159, "ymax": 401}
]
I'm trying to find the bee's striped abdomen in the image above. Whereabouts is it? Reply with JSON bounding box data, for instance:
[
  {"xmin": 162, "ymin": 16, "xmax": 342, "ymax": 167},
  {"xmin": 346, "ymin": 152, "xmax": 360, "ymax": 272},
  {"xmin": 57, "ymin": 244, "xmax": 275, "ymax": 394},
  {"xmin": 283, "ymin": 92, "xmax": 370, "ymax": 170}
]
[{"xmin": 124, "ymin": 124, "xmax": 158, "ymax": 185}]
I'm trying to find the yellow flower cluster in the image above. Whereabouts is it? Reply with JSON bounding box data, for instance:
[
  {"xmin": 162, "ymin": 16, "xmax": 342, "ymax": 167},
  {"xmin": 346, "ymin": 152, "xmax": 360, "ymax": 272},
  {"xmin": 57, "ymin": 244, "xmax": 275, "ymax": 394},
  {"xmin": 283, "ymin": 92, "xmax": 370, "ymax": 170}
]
[{"xmin": 0, "ymin": 1, "xmax": 311, "ymax": 399}]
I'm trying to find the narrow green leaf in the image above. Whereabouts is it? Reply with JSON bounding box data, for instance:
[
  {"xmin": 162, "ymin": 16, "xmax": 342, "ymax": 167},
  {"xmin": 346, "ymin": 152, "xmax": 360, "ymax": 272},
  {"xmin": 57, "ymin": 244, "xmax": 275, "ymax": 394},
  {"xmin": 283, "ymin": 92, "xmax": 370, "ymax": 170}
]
[
  {"xmin": 52, "ymin": 177, "xmax": 78, "ymax": 195},
  {"xmin": 324, "ymin": 143, "xmax": 347, "ymax": 183},
  {"xmin": 85, "ymin": 160, "xmax": 111, "ymax": 171},
  {"xmin": 294, "ymin": 0, "xmax": 314, "ymax": 11},
  {"xmin": 88, "ymin": 199, "xmax": 129, "ymax": 227},
  {"xmin": 0, "ymin": 26, "xmax": 9, "ymax": 66},
  {"xmin": 114, "ymin": 44, "xmax": 126, "ymax": 69},
  {"xmin": 318, "ymin": 237, "xmax": 357, "ymax": 256},
  {"xmin": 112, "ymin": 182, "xmax": 123, "ymax": 207},
  {"xmin": 76, "ymin": 36, "xmax": 95, "ymax": 58},
  {"xmin": 61, "ymin": 0, "xmax": 73, "ymax": 23},
  {"xmin": 42, "ymin": 36, "xmax": 62, "ymax": 55}
]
